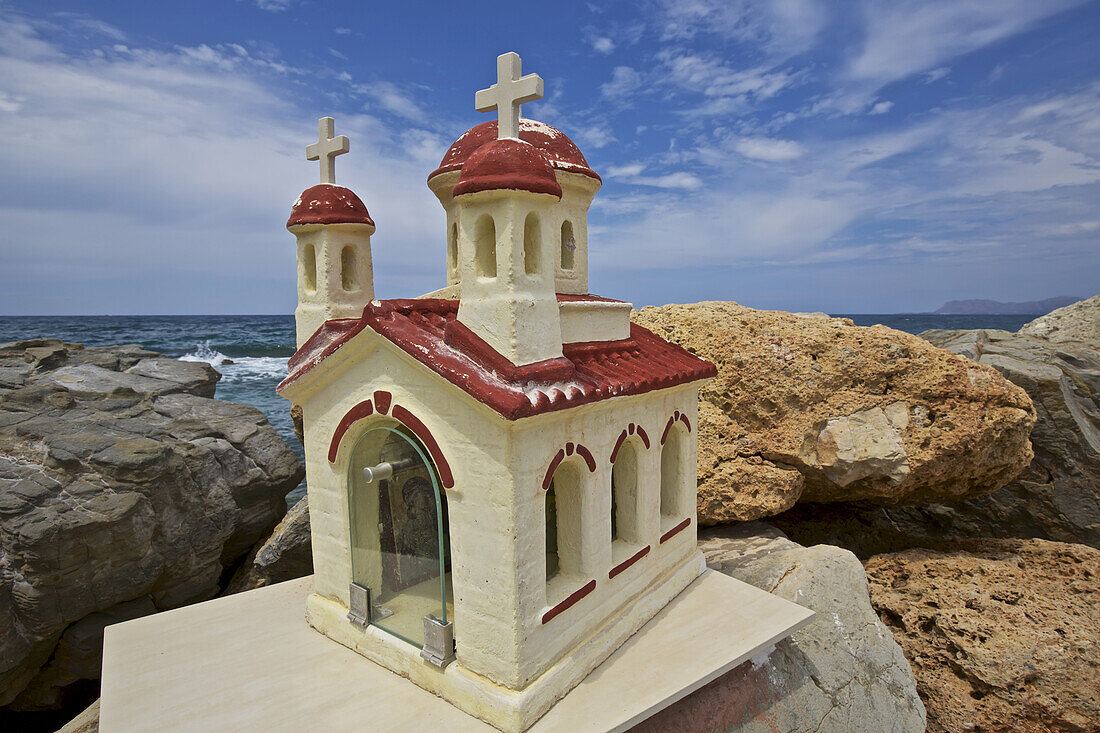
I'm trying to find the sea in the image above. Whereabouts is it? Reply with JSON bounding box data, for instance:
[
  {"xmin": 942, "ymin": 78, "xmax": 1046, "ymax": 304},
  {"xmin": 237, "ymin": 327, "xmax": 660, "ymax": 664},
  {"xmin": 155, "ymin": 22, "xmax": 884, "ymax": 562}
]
[{"xmin": 0, "ymin": 313, "xmax": 1035, "ymax": 508}]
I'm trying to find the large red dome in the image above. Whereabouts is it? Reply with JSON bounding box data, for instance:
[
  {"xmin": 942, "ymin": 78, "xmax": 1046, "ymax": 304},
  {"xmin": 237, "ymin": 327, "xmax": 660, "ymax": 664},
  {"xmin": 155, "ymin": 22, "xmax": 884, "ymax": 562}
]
[
  {"xmin": 287, "ymin": 184, "xmax": 374, "ymax": 227},
  {"xmin": 429, "ymin": 119, "xmax": 600, "ymax": 183},
  {"xmin": 453, "ymin": 138, "xmax": 563, "ymax": 198}
]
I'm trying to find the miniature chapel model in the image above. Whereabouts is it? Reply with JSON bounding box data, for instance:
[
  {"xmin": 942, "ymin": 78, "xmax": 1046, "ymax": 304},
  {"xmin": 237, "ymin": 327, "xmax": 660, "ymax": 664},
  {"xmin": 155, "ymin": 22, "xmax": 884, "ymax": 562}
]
[{"xmin": 277, "ymin": 53, "xmax": 717, "ymax": 731}]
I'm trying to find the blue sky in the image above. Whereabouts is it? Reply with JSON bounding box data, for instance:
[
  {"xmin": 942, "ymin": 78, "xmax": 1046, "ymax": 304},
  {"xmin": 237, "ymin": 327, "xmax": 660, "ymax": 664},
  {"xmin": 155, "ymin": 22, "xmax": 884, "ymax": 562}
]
[{"xmin": 0, "ymin": 0, "xmax": 1097, "ymax": 314}]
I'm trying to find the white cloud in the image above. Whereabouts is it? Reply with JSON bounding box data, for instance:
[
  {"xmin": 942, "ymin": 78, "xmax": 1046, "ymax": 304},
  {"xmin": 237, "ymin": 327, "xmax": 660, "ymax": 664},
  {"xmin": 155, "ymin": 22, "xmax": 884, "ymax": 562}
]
[
  {"xmin": 0, "ymin": 91, "xmax": 21, "ymax": 112},
  {"xmin": 334, "ymin": 27, "xmax": 352, "ymax": 35},
  {"xmin": 0, "ymin": 16, "xmax": 448, "ymax": 312},
  {"xmin": 848, "ymin": 0, "xmax": 1085, "ymax": 86},
  {"xmin": 733, "ymin": 137, "xmax": 806, "ymax": 162},
  {"xmin": 658, "ymin": 0, "xmax": 828, "ymax": 60},
  {"xmin": 591, "ymin": 37, "xmax": 614, "ymax": 54},
  {"xmin": 869, "ymin": 100, "xmax": 893, "ymax": 115},
  {"xmin": 606, "ymin": 163, "xmax": 646, "ymax": 177},
  {"xmin": 601, "ymin": 66, "xmax": 642, "ymax": 100},
  {"xmin": 924, "ymin": 67, "xmax": 950, "ymax": 83},
  {"xmin": 255, "ymin": 0, "xmax": 293, "ymax": 11},
  {"xmin": 329, "ymin": 48, "xmax": 348, "ymax": 61}
]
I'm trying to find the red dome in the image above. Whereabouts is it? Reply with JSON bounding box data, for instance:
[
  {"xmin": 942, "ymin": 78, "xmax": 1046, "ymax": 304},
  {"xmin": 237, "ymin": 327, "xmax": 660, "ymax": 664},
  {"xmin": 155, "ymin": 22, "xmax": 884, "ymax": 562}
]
[
  {"xmin": 429, "ymin": 119, "xmax": 600, "ymax": 183},
  {"xmin": 287, "ymin": 184, "xmax": 374, "ymax": 227},
  {"xmin": 452, "ymin": 138, "xmax": 563, "ymax": 198}
]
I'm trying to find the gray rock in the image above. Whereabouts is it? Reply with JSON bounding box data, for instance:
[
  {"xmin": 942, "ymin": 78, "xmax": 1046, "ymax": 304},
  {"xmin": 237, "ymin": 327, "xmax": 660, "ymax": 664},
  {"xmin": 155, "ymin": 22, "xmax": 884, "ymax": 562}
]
[
  {"xmin": 126, "ymin": 358, "xmax": 221, "ymax": 398},
  {"xmin": 225, "ymin": 495, "xmax": 313, "ymax": 594},
  {"xmin": 0, "ymin": 341, "xmax": 304, "ymax": 710},
  {"xmin": 635, "ymin": 524, "xmax": 925, "ymax": 732}
]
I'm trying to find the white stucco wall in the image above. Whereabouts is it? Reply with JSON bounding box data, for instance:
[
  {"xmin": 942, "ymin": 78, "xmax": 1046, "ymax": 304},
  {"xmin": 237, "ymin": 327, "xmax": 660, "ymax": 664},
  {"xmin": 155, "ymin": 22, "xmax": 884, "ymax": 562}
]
[{"xmin": 282, "ymin": 331, "xmax": 704, "ymax": 691}]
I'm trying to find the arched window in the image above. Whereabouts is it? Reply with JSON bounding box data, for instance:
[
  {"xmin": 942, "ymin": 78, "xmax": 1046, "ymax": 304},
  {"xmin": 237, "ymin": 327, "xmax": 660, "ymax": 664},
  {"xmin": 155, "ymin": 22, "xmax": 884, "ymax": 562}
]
[
  {"xmin": 660, "ymin": 426, "xmax": 686, "ymax": 523},
  {"xmin": 546, "ymin": 462, "xmax": 582, "ymax": 584},
  {"xmin": 475, "ymin": 215, "xmax": 496, "ymax": 278},
  {"xmin": 448, "ymin": 223, "xmax": 458, "ymax": 274},
  {"xmin": 524, "ymin": 213, "xmax": 541, "ymax": 276},
  {"xmin": 560, "ymin": 220, "xmax": 575, "ymax": 271},
  {"xmin": 611, "ymin": 441, "xmax": 640, "ymax": 545},
  {"xmin": 340, "ymin": 245, "xmax": 357, "ymax": 291},
  {"xmin": 302, "ymin": 243, "xmax": 317, "ymax": 293}
]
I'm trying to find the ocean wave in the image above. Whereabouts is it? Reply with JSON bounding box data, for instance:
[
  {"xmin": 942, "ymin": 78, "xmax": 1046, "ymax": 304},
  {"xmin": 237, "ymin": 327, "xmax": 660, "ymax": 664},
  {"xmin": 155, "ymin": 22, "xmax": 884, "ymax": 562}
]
[{"xmin": 179, "ymin": 341, "xmax": 287, "ymax": 382}]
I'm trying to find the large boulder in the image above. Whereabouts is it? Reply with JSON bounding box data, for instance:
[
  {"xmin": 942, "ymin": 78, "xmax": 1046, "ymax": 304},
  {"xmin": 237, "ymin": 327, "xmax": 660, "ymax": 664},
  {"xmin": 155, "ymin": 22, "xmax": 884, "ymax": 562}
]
[
  {"xmin": 773, "ymin": 301, "xmax": 1099, "ymax": 555},
  {"xmin": 636, "ymin": 524, "xmax": 925, "ymax": 732},
  {"xmin": 632, "ymin": 303, "xmax": 1035, "ymax": 523},
  {"xmin": 0, "ymin": 340, "xmax": 304, "ymax": 711},
  {"xmin": 225, "ymin": 495, "xmax": 313, "ymax": 594},
  {"xmin": 866, "ymin": 539, "xmax": 1100, "ymax": 733}
]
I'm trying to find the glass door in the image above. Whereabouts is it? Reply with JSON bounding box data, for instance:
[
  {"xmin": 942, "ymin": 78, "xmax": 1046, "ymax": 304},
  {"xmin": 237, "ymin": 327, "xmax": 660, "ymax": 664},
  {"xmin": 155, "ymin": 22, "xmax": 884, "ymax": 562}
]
[{"xmin": 347, "ymin": 425, "xmax": 452, "ymax": 646}]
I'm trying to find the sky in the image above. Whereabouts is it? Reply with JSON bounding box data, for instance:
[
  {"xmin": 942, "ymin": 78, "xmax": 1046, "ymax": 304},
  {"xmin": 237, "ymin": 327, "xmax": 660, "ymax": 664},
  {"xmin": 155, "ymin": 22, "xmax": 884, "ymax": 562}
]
[{"xmin": 0, "ymin": 1, "xmax": 1097, "ymax": 315}]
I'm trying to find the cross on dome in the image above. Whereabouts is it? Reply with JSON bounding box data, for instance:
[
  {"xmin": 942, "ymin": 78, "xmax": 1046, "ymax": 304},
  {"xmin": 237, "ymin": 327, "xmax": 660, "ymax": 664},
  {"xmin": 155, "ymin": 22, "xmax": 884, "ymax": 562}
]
[
  {"xmin": 305, "ymin": 117, "xmax": 350, "ymax": 185},
  {"xmin": 474, "ymin": 52, "xmax": 543, "ymax": 141}
]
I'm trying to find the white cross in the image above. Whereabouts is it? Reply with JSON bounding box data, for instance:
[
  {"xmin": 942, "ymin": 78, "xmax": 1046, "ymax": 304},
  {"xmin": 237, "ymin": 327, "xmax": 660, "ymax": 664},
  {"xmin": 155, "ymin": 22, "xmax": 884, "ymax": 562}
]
[
  {"xmin": 305, "ymin": 117, "xmax": 349, "ymax": 185},
  {"xmin": 474, "ymin": 52, "xmax": 543, "ymax": 140}
]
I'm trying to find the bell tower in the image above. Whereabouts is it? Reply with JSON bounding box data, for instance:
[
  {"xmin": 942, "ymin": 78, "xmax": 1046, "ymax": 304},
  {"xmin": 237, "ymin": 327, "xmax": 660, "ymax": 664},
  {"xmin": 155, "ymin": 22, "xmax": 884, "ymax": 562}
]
[
  {"xmin": 287, "ymin": 117, "xmax": 376, "ymax": 347},
  {"xmin": 450, "ymin": 53, "xmax": 566, "ymax": 367}
]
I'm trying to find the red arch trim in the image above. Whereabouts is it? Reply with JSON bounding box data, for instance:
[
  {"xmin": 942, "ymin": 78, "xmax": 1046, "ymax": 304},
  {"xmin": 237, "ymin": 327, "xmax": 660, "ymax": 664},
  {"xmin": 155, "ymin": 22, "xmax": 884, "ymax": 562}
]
[
  {"xmin": 374, "ymin": 390, "xmax": 392, "ymax": 415},
  {"xmin": 661, "ymin": 410, "xmax": 692, "ymax": 445},
  {"xmin": 678, "ymin": 413, "xmax": 692, "ymax": 433},
  {"xmin": 327, "ymin": 400, "xmax": 455, "ymax": 489},
  {"xmin": 612, "ymin": 424, "xmax": 653, "ymax": 463},
  {"xmin": 542, "ymin": 449, "xmax": 566, "ymax": 490},
  {"xmin": 328, "ymin": 400, "xmax": 374, "ymax": 462},
  {"xmin": 543, "ymin": 442, "xmax": 597, "ymax": 488},
  {"xmin": 576, "ymin": 445, "xmax": 597, "ymax": 472},
  {"xmin": 391, "ymin": 405, "xmax": 455, "ymax": 489}
]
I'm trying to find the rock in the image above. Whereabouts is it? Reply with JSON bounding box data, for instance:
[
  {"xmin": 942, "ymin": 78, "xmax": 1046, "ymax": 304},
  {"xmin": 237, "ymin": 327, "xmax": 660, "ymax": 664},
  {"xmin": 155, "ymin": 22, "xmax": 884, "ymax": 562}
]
[
  {"xmin": 225, "ymin": 496, "xmax": 313, "ymax": 594},
  {"xmin": 772, "ymin": 311, "xmax": 1100, "ymax": 555},
  {"xmin": 636, "ymin": 524, "xmax": 925, "ymax": 732},
  {"xmin": 58, "ymin": 698, "xmax": 99, "ymax": 733},
  {"xmin": 126, "ymin": 357, "xmax": 221, "ymax": 398},
  {"xmin": 0, "ymin": 341, "xmax": 304, "ymax": 711},
  {"xmin": 865, "ymin": 539, "xmax": 1100, "ymax": 733},
  {"xmin": 1018, "ymin": 293, "xmax": 1099, "ymax": 344},
  {"xmin": 632, "ymin": 302, "xmax": 1035, "ymax": 522}
]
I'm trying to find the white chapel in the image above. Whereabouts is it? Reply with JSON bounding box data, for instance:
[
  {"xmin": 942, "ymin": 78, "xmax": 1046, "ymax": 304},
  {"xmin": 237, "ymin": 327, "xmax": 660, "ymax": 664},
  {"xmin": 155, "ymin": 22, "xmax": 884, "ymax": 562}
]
[{"xmin": 277, "ymin": 52, "xmax": 719, "ymax": 732}]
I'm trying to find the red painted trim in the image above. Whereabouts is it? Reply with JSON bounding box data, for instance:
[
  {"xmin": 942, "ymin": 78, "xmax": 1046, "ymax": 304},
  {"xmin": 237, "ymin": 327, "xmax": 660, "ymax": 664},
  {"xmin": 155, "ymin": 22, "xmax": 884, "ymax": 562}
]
[
  {"xmin": 660, "ymin": 415, "xmax": 675, "ymax": 445},
  {"xmin": 542, "ymin": 449, "xmax": 566, "ymax": 490},
  {"xmin": 541, "ymin": 579, "xmax": 596, "ymax": 624},
  {"xmin": 660, "ymin": 517, "xmax": 692, "ymax": 544},
  {"xmin": 565, "ymin": 442, "xmax": 574, "ymax": 456},
  {"xmin": 636, "ymin": 426, "xmax": 651, "ymax": 449},
  {"xmin": 328, "ymin": 400, "xmax": 374, "ymax": 462},
  {"xmin": 391, "ymin": 405, "xmax": 455, "ymax": 489},
  {"xmin": 678, "ymin": 414, "xmax": 692, "ymax": 433},
  {"xmin": 609, "ymin": 546, "xmax": 650, "ymax": 579},
  {"xmin": 373, "ymin": 390, "xmax": 392, "ymax": 415},
  {"xmin": 576, "ymin": 445, "xmax": 596, "ymax": 472},
  {"xmin": 610, "ymin": 430, "xmax": 628, "ymax": 464}
]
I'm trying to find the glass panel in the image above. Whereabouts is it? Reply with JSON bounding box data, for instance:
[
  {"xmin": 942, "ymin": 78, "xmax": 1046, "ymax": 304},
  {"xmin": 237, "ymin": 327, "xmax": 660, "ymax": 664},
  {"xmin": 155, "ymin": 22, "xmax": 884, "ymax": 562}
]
[{"xmin": 347, "ymin": 425, "xmax": 452, "ymax": 647}]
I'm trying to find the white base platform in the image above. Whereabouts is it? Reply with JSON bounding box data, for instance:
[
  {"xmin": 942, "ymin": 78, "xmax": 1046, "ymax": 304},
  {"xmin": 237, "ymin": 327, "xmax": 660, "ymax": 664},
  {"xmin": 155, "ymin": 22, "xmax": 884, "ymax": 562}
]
[{"xmin": 100, "ymin": 570, "xmax": 813, "ymax": 732}]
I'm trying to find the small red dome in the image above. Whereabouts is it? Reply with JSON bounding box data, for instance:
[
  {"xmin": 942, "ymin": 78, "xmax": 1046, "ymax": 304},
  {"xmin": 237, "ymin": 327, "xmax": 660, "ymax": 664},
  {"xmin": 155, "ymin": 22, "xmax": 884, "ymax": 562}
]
[
  {"xmin": 453, "ymin": 138, "xmax": 563, "ymax": 198},
  {"xmin": 287, "ymin": 184, "xmax": 374, "ymax": 228},
  {"xmin": 429, "ymin": 119, "xmax": 600, "ymax": 183}
]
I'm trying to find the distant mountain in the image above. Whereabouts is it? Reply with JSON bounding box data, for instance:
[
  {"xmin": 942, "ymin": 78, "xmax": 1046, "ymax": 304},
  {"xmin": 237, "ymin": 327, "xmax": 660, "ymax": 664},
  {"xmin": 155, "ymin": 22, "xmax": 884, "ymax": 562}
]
[{"xmin": 932, "ymin": 296, "xmax": 1081, "ymax": 315}]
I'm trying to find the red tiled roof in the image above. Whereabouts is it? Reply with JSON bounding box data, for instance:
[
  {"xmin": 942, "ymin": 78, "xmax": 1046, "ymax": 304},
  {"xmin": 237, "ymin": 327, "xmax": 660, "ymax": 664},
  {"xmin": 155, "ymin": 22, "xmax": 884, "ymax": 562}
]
[
  {"xmin": 287, "ymin": 184, "xmax": 374, "ymax": 227},
  {"xmin": 428, "ymin": 119, "xmax": 601, "ymax": 183},
  {"xmin": 279, "ymin": 298, "xmax": 715, "ymax": 420},
  {"xmin": 453, "ymin": 138, "xmax": 563, "ymax": 198}
]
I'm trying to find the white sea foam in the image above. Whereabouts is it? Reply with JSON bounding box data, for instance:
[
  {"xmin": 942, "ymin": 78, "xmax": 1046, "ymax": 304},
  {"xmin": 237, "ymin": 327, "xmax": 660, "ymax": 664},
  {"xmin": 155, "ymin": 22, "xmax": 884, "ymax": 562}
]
[{"xmin": 179, "ymin": 341, "xmax": 287, "ymax": 383}]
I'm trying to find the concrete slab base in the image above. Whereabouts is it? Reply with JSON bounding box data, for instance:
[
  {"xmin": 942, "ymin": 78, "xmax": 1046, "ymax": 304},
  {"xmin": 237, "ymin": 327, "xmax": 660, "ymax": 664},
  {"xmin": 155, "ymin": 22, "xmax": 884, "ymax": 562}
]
[{"xmin": 100, "ymin": 569, "xmax": 813, "ymax": 732}]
